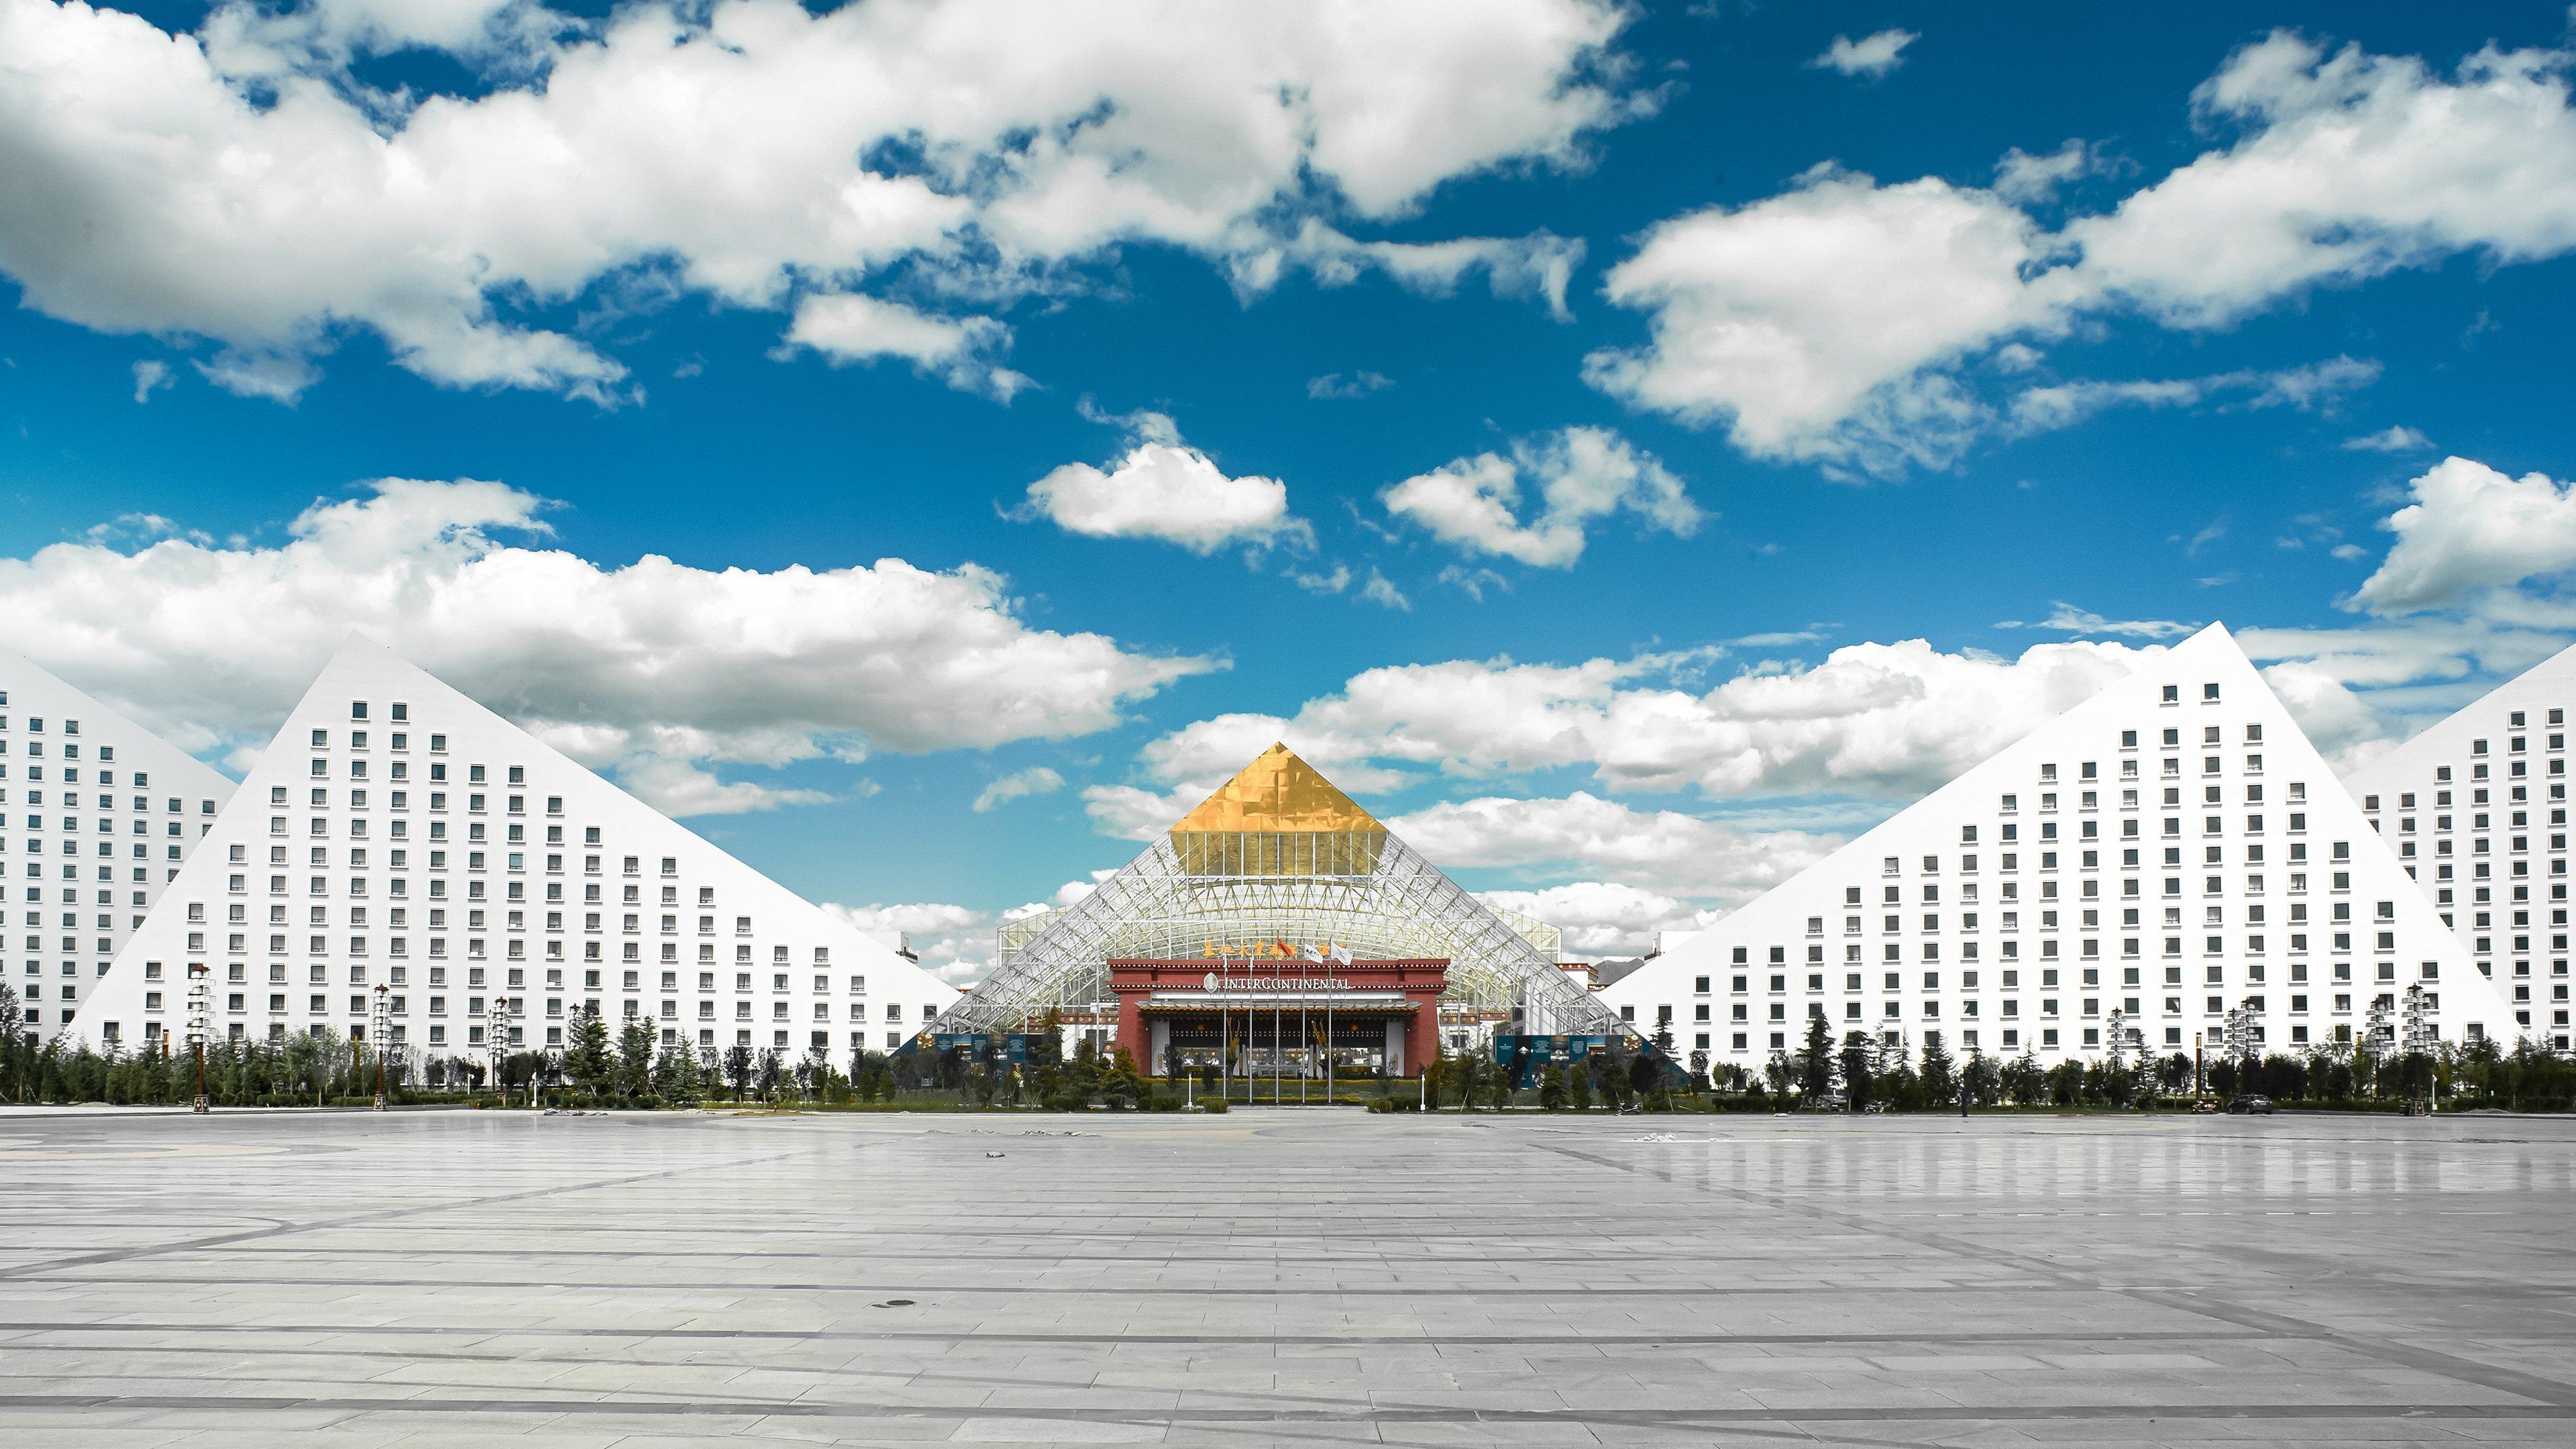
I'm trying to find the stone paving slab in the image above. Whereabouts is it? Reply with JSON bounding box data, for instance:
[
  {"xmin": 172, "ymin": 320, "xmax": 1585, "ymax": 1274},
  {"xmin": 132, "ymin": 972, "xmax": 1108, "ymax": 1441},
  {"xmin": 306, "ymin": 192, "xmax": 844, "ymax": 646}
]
[{"xmin": 3, "ymin": 1108, "xmax": 2575, "ymax": 1445}]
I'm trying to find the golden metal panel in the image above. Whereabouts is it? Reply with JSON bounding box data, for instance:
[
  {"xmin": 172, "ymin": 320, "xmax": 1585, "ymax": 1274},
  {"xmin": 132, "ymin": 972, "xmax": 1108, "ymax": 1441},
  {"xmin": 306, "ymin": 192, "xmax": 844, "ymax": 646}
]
[{"xmin": 1169, "ymin": 743, "xmax": 1383, "ymax": 835}]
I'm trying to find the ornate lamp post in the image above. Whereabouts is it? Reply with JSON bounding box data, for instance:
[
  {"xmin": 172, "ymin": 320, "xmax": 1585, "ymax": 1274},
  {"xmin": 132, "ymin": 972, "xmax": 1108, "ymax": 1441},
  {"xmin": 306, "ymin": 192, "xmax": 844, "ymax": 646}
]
[
  {"xmin": 370, "ymin": 983, "xmax": 391, "ymax": 1110},
  {"xmin": 184, "ymin": 962, "xmax": 212, "ymax": 1114},
  {"xmin": 488, "ymin": 995, "xmax": 517, "ymax": 1108},
  {"xmin": 2402, "ymin": 983, "xmax": 2431, "ymax": 1112}
]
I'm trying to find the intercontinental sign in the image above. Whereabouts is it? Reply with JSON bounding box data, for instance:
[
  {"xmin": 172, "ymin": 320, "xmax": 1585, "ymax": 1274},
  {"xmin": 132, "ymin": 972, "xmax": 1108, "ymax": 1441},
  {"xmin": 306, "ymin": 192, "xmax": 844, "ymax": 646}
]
[{"xmin": 1201, "ymin": 973, "xmax": 1353, "ymax": 993}]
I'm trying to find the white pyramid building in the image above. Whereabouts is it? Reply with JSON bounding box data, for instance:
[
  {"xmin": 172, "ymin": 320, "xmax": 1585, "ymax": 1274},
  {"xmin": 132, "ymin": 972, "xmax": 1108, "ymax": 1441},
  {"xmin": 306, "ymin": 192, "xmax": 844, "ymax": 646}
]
[
  {"xmin": 2, "ymin": 647, "xmax": 235, "ymax": 1041},
  {"xmin": 2343, "ymin": 641, "xmax": 2576, "ymax": 1051},
  {"xmin": 69, "ymin": 637, "xmax": 957, "ymax": 1061},
  {"xmin": 1602, "ymin": 623, "xmax": 2514, "ymax": 1071}
]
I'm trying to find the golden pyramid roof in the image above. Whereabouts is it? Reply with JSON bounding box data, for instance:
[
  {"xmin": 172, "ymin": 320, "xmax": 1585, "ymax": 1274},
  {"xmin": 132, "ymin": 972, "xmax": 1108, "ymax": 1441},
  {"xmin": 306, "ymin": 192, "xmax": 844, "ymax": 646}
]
[{"xmin": 1169, "ymin": 743, "xmax": 1383, "ymax": 836}]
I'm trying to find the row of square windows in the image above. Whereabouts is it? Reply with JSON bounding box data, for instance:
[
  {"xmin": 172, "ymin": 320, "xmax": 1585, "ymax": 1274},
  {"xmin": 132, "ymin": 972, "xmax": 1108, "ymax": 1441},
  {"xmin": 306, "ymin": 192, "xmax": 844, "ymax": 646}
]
[
  {"xmin": 1681, "ymin": 1020, "xmax": 2450, "ymax": 1055},
  {"xmin": 1637, "ymin": 991, "xmax": 2440, "ymax": 1028},
  {"xmin": 105, "ymin": 1020, "xmax": 920, "ymax": 1053},
  {"xmin": 143, "ymin": 961, "xmax": 898, "ymax": 994},
  {"xmin": 141, "ymin": 993, "xmax": 934, "ymax": 1023}
]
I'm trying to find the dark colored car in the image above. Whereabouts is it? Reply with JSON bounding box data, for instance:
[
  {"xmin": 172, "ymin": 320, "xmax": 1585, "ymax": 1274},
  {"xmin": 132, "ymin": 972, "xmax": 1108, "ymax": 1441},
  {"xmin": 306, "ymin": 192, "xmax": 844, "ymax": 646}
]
[{"xmin": 2225, "ymin": 1094, "xmax": 2274, "ymax": 1115}]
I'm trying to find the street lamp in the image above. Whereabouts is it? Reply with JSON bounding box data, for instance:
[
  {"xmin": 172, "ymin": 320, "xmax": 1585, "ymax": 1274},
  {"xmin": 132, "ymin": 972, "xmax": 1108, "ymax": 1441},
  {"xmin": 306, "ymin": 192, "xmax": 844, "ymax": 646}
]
[
  {"xmin": 488, "ymin": 995, "xmax": 517, "ymax": 1108},
  {"xmin": 370, "ymin": 983, "xmax": 391, "ymax": 1110},
  {"xmin": 2402, "ymin": 983, "xmax": 2432, "ymax": 1112},
  {"xmin": 184, "ymin": 963, "xmax": 211, "ymax": 1114}
]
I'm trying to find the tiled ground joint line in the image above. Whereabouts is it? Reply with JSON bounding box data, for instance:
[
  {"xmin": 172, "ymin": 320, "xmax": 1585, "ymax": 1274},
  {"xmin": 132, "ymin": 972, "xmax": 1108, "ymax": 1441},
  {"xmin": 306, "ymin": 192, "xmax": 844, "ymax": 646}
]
[
  {"xmin": 0, "ymin": 1393, "xmax": 2567, "ymax": 1426},
  {"xmin": 0, "ymin": 1140, "xmax": 826, "ymax": 1281},
  {"xmin": 1523, "ymin": 1135, "xmax": 2576, "ymax": 1413}
]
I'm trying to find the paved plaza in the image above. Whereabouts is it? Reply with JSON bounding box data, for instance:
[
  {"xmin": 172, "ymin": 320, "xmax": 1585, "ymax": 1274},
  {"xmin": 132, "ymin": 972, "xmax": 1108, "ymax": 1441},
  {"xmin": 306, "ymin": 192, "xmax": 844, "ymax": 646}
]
[{"xmin": 2, "ymin": 1109, "xmax": 2574, "ymax": 1446}]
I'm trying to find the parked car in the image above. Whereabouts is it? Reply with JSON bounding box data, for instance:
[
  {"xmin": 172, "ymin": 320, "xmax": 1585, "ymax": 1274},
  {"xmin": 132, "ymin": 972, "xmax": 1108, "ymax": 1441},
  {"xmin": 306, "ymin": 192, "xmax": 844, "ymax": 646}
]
[
  {"xmin": 2190, "ymin": 1099, "xmax": 2220, "ymax": 1114},
  {"xmin": 1861, "ymin": 1101, "xmax": 1889, "ymax": 1114},
  {"xmin": 2225, "ymin": 1094, "xmax": 2275, "ymax": 1115}
]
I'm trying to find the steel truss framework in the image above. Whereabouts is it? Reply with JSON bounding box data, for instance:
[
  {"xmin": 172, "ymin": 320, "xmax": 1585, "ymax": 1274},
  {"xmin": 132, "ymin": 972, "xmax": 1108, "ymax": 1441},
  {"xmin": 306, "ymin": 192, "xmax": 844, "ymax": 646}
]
[{"xmin": 937, "ymin": 828, "xmax": 1631, "ymax": 1041}]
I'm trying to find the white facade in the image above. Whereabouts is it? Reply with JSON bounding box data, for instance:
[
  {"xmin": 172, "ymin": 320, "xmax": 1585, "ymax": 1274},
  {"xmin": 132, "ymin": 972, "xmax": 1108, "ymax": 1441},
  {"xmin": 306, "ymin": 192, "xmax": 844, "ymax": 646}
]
[
  {"xmin": 2, "ymin": 648, "xmax": 234, "ymax": 1041},
  {"xmin": 2345, "ymin": 641, "xmax": 2576, "ymax": 1052},
  {"xmin": 69, "ymin": 637, "xmax": 957, "ymax": 1060},
  {"xmin": 1602, "ymin": 624, "xmax": 2514, "ymax": 1071}
]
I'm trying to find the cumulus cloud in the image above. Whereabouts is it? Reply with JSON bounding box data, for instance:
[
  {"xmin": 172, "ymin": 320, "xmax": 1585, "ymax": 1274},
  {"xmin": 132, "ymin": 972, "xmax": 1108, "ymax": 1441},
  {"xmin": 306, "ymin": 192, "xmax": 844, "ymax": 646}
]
[
  {"xmin": 1998, "ymin": 603, "xmax": 2197, "ymax": 639},
  {"xmin": 1359, "ymin": 568, "xmax": 1411, "ymax": 610},
  {"xmin": 2067, "ymin": 34, "xmax": 2576, "ymax": 327},
  {"xmin": 1307, "ymin": 370, "xmax": 1393, "ymax": 400},
  {"xmin": 0, "ymin": 0, "xmax": 1637, "ymax": 400},
  {"xmin": 1389, "ymin": 792, "xmax": 1838, "ymax": 900},
  {"xmin": 1380, "ymin": 425, "xmax": 1699, "ymax": 567},
  {"xmin": 2343, "ymin": 424, "xmax": 2435, "ymax": 453},
  {"xmin": 2004, "ymin": 356, "xmax": 2379, "ymax": 435},
  {"xmin": 1236, "ymin": 222, "xmax": 1587, "ymax": 319},
  {"xmin": 1127, "ymin": 637, "xmax": 2159, "ymax": 806},
  {"xmin": 1017, "ymin": 411, "xmax": 1309, "ymax": 554},
  {"xmin": 129, "ymin": 359, "xmax": 170, "ymax": 402},
  {"xmin": 0, "ymin": 478, "xmax": 1210, "ymax": 813},
  {"xmin": 1477, "ymin": 881, "xmax": 1718, "ymax": 959},
  {"xmin": 1592, "ymin": 31, "xmax": 2576, "ymax": 475},
  {"xmin": 972, "ymin": 765, "xmax": 1065, "ymax": 812},
  {"xmin": 2348, "ymin": 456, "xmax": 2576, "ymax": 614},
  {"xmin": 1991, "ymin": 140, "xmax": 2110, "ymax": 205},
  {"xmin": 823, "ymin": 900, "xmax": 991, "ymax": 986},
  {"xmin": 1811, "ymin": 30, "xmax": 1916, "ymax": 79},
  {"xmin": 1585, "ymin": 167, "xmax": 2067, "ymax": 477},
  {"xmin": 780, "ymin": 293, "xmax": 1030, "ymax": 400}
]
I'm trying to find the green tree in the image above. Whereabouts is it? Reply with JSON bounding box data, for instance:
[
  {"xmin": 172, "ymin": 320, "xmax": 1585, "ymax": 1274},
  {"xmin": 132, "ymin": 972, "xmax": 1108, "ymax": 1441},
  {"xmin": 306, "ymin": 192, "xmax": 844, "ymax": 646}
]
[
  {"xmin": 0, "ymin": 981, "xmax": 23, "ymax": 1102},
  {"xmin": 722, "ymin": 1043, "xmax": 754, "ymax": 1101},
  {"xmin": 564, "ymin": 1008, "xmax": 614, "ymax": 1095},
  {"xmin": 1838, "ymin": 1033, "xmax": 1874, "ymax": 1111},
  {"xmin": 616, "ymin": 1018, "xmax": 657, "ymax": 1101},
  {"xmin": 1961, "ymin": 1049, "xmax": 2000, "ymax": 1108},
  {"xmin": 1799, "ymin": 1014, "xmax": 1835, "ymax": 1102},
  {"xmin": 655, "ymin": 1039, "xmax": 703, "ymax": 1104},
  {"xmin": 1918, "ymin": 1031, "xmax": 1955, "ymax": 1107}
]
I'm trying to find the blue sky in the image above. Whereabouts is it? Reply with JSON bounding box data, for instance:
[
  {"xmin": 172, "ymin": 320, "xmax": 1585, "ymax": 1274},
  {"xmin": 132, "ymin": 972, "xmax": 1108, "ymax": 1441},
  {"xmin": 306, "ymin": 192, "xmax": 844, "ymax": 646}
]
[{"xmin": 5, "ymin": 0, "xmax": 2576, "ymax": 977}]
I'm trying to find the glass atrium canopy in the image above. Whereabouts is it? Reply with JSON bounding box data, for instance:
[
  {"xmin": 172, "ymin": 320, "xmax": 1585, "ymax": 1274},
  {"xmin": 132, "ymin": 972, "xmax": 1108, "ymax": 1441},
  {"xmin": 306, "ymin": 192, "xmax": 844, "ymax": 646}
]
[{"xmin": 939, "ymin": 744, "xmax": 1616, "ymax": 1038}]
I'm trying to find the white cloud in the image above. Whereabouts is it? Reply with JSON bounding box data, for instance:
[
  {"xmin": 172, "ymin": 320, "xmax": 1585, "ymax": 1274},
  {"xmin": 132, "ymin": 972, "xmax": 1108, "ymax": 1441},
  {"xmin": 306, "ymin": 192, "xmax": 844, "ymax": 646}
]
[
  {"xmin": 1237, "ymin": 222, "xmax": 1587, "ymax": 319},
  {"xmin": 1381, "ymin": 425, "xmax": 1699, "ymax": 566},
  {"xmin": 1992, "ymin": 140, "xmax": 2107, "ymax": 205},
  {"xmin": 2348, "ymin": 456, "xmax": 2576, "ymax": 614},
  {"xmin": 823, "ymin": 900, "xmax": 990, "ymax": 986},
  {"xmin": 1998, "ymin": 603, "xmax": 2197, "ymax": 639},
  {"xmin": 1593, "ymin": 32, "xmax": 2576, "ymax": 475},
  {"xmin": 129, "ymin": 358, "xmax": 170, "ymax": 402},
  {"xmin": 2343, "ymin": 425, "xmax": 2435, "ymax": 453},
  {"xmin": 1359, "ymin": 568, "xmax": 1411, "ymax": 610},
  {"xmin": 1307, "ymin": 370, "xmax": 1393, "ymax": 400},
  {"xmin": 2067, "ymin": 34, "xmax": 2576, "ymax": 329},
  {"xmin": 1477, "ymin": 881, "xmax": 1717, "ymax": 959},
  {"xmin": 972, "ymin": 765, "xmax": 1065, "ymax": 812},
  {"xmin": 2004, "ymin": 356, "xmax": 2379, "ymax": 435},
  {"xmin": 1289, "ymin": 564, "xmax": 1351, "ymax": 594},
  {"xmin": 1128, "ymin": 637, "xmax": 2159, "ymax": 805},
  {"xmin": 1810, "ymin": 29, "xmax": 1916, "ymax": 79},
  {"xmin": 616, "ymin": 755, "xmax": 830, "ymax": 816},
  {"xmin": 1437, "ymin": 564, "xmax": 1510, "ymax": 600},
  {"xmin": 203, "ymin": 0, "xmax": 543, "ymax": 67},
  {"xmin": 780, "ymin": 293, "xmax": 1029, "ymax": 400},
  {"xmin": 1585, "ymin": 167, "xmax": 2067, "ymax": 477},
  {"xmin": 1080, "ymin": 782, "xmax": 1203, "ymax": 840},
  {"xmin": 0, "ymin": 0, "xmax": 1636, "ymax": 400},
  {"xmin": 0, "ymin": 478, "xmax": 1211, "ymax": 810},
  {"xmin": 1388, "ymin": 792, "xmax": 1838, "ymax": 900},
  {"xmin": 1018, "ymin": 412, "xmax": 1308, "ymax": 553}
]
